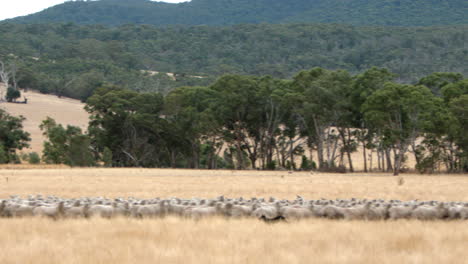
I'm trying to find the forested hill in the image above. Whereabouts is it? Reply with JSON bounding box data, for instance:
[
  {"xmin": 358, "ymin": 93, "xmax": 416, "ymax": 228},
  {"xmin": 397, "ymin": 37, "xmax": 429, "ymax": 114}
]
[
  {"xmin": 1, "ymin": 23, "xmax": 467, "ymax": 100},
  {"xmin": 5, "ymin": 0, "xmax": 468, "ymax": 27}
]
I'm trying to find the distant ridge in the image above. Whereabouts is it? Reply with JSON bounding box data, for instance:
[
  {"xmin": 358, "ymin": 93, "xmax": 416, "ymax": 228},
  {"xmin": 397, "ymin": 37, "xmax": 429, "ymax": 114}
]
[{"xmin": 4, "ymin": 0, "xmax": 468, "ymax": 26}]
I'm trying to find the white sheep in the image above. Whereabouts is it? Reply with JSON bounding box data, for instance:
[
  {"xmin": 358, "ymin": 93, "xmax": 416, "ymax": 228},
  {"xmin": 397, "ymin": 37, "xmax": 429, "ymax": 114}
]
[{"xmin": 33, "ymin": 202, "xmax": 65, "ymax": 219}]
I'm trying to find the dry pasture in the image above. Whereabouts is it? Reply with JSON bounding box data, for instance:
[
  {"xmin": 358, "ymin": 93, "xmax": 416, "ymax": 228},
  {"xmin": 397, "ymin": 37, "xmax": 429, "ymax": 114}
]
[
  {"xmin": 0, "ymin": 90, "xmax": 89, "ymax": 153},
  {"xmin": 0, "ymin": 168, "xmax": 467, "ymax": 263}
]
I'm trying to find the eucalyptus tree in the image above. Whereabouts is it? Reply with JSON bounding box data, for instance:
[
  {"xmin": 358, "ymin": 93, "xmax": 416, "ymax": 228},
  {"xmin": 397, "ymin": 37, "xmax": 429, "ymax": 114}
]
[
  {"xmin": 0, "ymin": 109, "xmax": 30, "ymax": 163},
  {"xmin": 362, "ymin": 83, "xmax": 440, "ymax": 175},
  {"xmin": 40, "ymin": 117, "xmax": 95, "ymax": 167},
  {"xmin": 351, "ymin": 67, "xmax": 396, "ymax": 172},
  {"xmin": 165, "ymin": 86, "xmax": 220, "ymax": 168},
  {"xmin": 208, "ymin": 75, "xmax": 257, "ymax": 169},
  {"xmin": 440, "ymin": 79, "xmax": 468, "ymax": 171},
  {"xmin": 85, "ymin": 85, "xmax": 166, "ymax": 167},
  {"xmin": 418, "ymin": 72, "xmax": 464, "ymax": 96},
  {"xmin": 292, "ymin": 67, "xmax": 353, "ymax": 170}
]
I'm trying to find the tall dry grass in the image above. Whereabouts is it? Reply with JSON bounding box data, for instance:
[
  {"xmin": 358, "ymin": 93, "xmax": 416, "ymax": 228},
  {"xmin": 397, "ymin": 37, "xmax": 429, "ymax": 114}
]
[
  {"xmin": 0, "ymin": 217, "xmax": 467, "ymax": 264},
  {"xmin": 0, "ymin": 168, "xmax": 467, "ymax": 263},
  {"xmin": 0, "ymin": 168, "xmax": 467, "ymax": 201}
]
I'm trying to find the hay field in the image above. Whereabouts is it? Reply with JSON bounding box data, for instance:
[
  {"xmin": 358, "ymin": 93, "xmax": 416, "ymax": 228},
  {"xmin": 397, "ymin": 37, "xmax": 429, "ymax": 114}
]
[
  {"xmin": 0, "ymin": 168, "xmax": 467, "ymax": 264},
  {"xmin": 0, "ymin": 90, "xmax": 89, "ymax": 153}
]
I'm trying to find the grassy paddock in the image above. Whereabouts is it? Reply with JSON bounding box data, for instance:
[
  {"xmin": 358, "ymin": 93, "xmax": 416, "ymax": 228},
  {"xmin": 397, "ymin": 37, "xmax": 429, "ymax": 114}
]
[
  {"xmin": 0, "ymin": 217, "xmax": 467, "ymax": 264},
  {"xmin": 0, "ymin": 168, "xmax": 467, "ymax": 200},
  {"xmin": 0, "ymin": 168, "xmax": 467, "ymax": 263}
]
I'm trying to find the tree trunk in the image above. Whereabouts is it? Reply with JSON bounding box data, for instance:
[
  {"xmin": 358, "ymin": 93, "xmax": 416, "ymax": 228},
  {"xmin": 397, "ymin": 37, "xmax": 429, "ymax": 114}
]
[
  {"xmin": 339, "ymin": 128, "xmax": 354, "ymax": 172},
  {"xmin": 170, "ymin": 150, "xmax": 176, "ymax": 168},
  {"xmin": 288, "ymin": 138, "xmax": 295, "ymax": 170},
  {"xmin": 393, "ymin": 149, "xmax": 403, "ymax": 176},
  {"xmin": 385, "ymin": 148, "xmax": 393, "ymax": 172},
  {"xmin": 362, "ymin": 140, "xmax": 367, "ymax": 172},
  {"xmin": 235, "ymin": 142, "xmax": 244, "ymax": 170},
  {"xmin": 377, "ymin": 150, "xmax": 381, "ymax": 171},
  {"xmin": 393, "ymin": 142, "xmax": 409, "ymax": 176}
]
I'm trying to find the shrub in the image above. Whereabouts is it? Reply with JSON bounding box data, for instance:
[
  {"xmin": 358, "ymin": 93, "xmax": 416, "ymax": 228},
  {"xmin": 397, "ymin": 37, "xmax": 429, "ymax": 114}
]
[
  {"xmin": 6, "ymin": 87, "xmax": 21, "ymax": 102},
  {"xmin": 28, "ymin": 152, "xmax": 41, "ymax": 164},
  {"xmin": 102, "ymin": 147, "xmax": 113, "ymax": 167},
  {"xmin": 266, "ymin": 160, "xmax": 276, "ymax": 170},
  {"xmin": 0, "ymin": 145, "xmax": 7, "ymax": 164},
  {"xmin": 300, "ymin": 155, "xmax": 316, "ymax": 170}
]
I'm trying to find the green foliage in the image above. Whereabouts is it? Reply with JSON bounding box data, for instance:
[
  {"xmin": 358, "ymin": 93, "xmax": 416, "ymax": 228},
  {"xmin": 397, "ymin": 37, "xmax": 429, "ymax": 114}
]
[
  {"xmin": 102, "ymin": 147, "xmax": 113, "ymax": 167},
  {"xmin": 362, "ymin": 83, "xmax": 443, "ymax": 174},
  {"xmin": 0, "ymin": 109, "xmax": 30, "ymax": 163},
  {"xmin": 40, "ymin": 117, "xmax": 95, "ymax": 167},
  {"xmin": 300, "ymin": 155, "xmax": 316, "ymax": 171},
  {"xmin": 85, "ymin": 85, "xmax": 167, "ymax": 167},
  {"xmin": 68, "ymin": 67, "xmax": 468, "ymax": 173},
  {"xmin": 418, "ymin": 72, "xmax": 464, "ymax": 96},
  {"xmin": 6, "ymin": 0, "xmax": 468, "ymax": 26},
  {"xmin": 6, "ymin": 87, "xmax": 21, "ymax": 102},
  {"xmin": 266, "ymin": 161, "xmax": 277, "ymax": 171},
  {"xmin": 0, "ymin": 144, "xmax": 7, "ymax": 164},
  {"xmin": 0, "ymin": 23, "xmax": 466, "ymax": 101},
  {"xmin": 28, "ymin": 152, "xmax": 41, "ymax": 164}
]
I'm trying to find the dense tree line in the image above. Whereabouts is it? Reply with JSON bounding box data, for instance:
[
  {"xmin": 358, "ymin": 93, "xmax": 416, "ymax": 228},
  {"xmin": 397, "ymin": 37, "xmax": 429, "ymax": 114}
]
[
  {"xmin": 2, "ymin": 67, "xmax": 467, "ymax": 173},
  {"xmin": 6, "ymin": 0, "xmax": 468, "ymax": 27},
  {"xmin": 0, "ymin": 23, "xmax": 466, "ymax": 101},
  {"xmin": 37, "ymin": 68, "xmax": 466, "ymax": 174}
]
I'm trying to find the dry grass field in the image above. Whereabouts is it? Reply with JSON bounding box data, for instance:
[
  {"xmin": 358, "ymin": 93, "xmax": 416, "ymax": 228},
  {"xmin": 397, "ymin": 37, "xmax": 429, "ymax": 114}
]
[
  {"xmin": 0, "ymin": 168, "xmax": 467, "ymax": 263},
  {"xmin": 0, "ymin": 90, "xmax": 89, "ymax": 153}
]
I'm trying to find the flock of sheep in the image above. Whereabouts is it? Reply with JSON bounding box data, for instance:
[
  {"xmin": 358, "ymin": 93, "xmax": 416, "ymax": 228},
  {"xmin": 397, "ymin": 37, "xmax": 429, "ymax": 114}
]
[{"xmin": 2, "ymin": 195, "xmax": 468, "ymax": 221}]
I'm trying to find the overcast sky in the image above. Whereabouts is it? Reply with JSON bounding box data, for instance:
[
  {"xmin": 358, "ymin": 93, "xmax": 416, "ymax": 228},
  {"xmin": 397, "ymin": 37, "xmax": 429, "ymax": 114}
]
[{"xmin": 0, "ymin": 0, "xmax": 188, "ymax": 21}]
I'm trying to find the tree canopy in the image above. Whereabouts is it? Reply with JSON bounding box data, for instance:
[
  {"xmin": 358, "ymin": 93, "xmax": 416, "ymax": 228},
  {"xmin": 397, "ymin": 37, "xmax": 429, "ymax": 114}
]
[
  {"xmin": 0, "ymin": 109, "xmax": 30, "ymax": 163},
  {"xmin": 6, "ymin": 0, "xmax": 468, "ymax": 27},
  {"xmin": 0, "ymin": 23, "xmax": 466, "ymax": 101},
  {"xmin": 76, "ymin": 68, "xmax": 468, "ymax": 173}
]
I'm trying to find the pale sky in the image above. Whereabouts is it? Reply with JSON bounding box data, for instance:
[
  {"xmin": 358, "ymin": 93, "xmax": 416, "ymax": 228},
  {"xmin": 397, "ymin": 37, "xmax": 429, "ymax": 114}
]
[{"xmin": 0, "ymin": 0, "xmax": 188, "ymax": 21}]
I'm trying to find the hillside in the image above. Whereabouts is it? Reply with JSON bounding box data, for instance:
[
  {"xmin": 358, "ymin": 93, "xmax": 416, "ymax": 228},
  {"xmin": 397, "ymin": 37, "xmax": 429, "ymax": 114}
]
[
  {"xmin": 0, "ymin": 88, "xmax": 89, "ymax": 153},
  {"xmin": 5, "ymin": 0, "xmax": 468, "ymax": 27},
  {"xmin": 0, "ymin": 23, "xmax": 467, "ymax": 101}
]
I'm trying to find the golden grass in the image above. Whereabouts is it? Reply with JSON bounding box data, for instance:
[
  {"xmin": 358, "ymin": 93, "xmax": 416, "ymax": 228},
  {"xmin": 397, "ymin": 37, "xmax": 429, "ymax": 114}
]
[
  {"xmin": 1, "ymin": 217, "xmax": 467, "ymax": 264},
  {"xmin": 0, "ymin": 168, "xmax": 467, "ymax": 201},
  {"xmin": 1, "ymin": 169, "xmax": 467, "ymax": 264},
  {"xmin": 0, "ymin": 90, "xmax": 89, "ymax": 153}
]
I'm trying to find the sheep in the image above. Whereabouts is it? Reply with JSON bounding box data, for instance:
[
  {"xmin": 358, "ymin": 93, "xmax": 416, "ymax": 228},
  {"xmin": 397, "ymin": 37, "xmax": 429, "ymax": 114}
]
[
  {"xmin": 1, "ymin": 196, "xmax": 467, "ymax": 222},
  {"xmin": 64, "ymin": 202, "xmax": 90, "ymax": 218},
  {"xmin": 185, "ymin": 202, "xmax": 224, "ymax": 219},
  {"xmin": 458, "ymin": 204, "xmax": 468, "ymax": 219},
  {"xmin": 33, "ymin": 202, "xmax": 65, "ymax": 219},
  {"xmin": 447, "ymin": 204, "xmax": 463, "ymax": 219},
  {"xmin": 0, "ymin": 200, "xmax": 6, "ymax": 217},
  {"xmin": 88, "ymin": 203, "xmax": 115, "ymax": 218},
  {"xmin": 224, "ymin": 203, "xmax": 253, "ymax": 218},
  {"xmin": 113, "ymin": 202, "xmax": 130, "ymax": 217},
  {"xmin": 319, "ymin": 204, "xmax": 345, "ymax": 219},
  {"xmin": 134, "ymin": 202, "xmax": 163, "ymax": 218},
  {"xmin": 342, "ymin": 202, "xmax": 372, "ymax": 220},
  {"xmin": 389, "ymin": 204, "xmax": 417, "ymax": 220},
  {"xmin": 279, "ymin": 204, "xmax": 315, "ymax": 220},
  {"xmin": 411, "ymin": 203, "xmax": 449, "ymax": 220},
  {"xmin": 9, "ymin": 203, "xmax": 35, "ymax": 217},
  {"xmin": 251, "ymin": 202, "xmax": 281, "ymax": 220},
  {"xmin": 367, "ymin": 203, "xmax": 391, "ymax": 220},
  {"xmin": 166, "ymin": 202, "xmax": 188, "ymax": 216}
]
